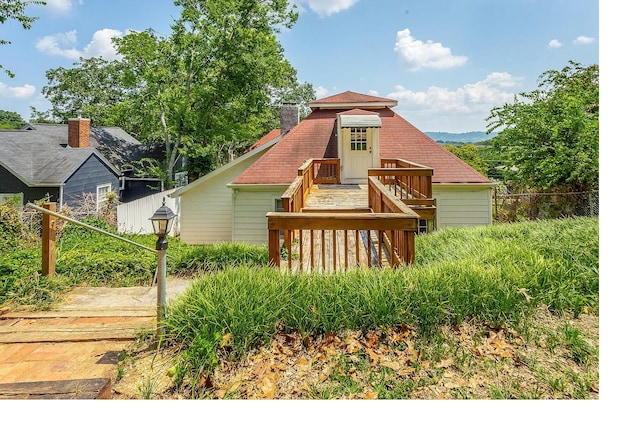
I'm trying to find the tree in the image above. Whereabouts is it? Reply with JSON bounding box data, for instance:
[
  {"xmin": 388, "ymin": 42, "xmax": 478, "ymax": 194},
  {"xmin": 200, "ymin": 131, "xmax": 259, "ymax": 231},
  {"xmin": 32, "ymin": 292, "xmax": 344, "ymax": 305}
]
[
  {"xmin": 486, "ymin": 61, "xmax": 598, "ymax": 192},
  {"xmin": 444, "ymin": 144, "xmax": 489, "ymax": 177},
  {"xmin": 41, "ymin": 0, "xmax": 312, "ymax": 186},
  {"xmin": 1, "ymin": 0, "xmax": 45, "ymax": 77},
  {"xmin": 29, "ymin": 106, "xmax": 59, "ymax": 123},
  {"xmin": 0, "ymin": 109, "xmax": 26, "ymax": 128},
  {"xmin": 42, "ymin": 57, "xmax": 136, "ymax": 125}
]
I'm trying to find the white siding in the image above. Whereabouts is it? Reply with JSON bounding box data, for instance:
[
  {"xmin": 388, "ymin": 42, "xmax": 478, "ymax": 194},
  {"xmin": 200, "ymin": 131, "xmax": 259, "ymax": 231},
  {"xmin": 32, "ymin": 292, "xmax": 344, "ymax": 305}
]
[
  {"xmin": 178, "ymin": 166, "xmax": 243, "ymax": 243},
  {"xmin": 232, "ymin": 187, "xmax": 288, "ymax": 245},
  {"xmin": 433, "ymin": 185, "xmax": 493, "ymax": 229}
]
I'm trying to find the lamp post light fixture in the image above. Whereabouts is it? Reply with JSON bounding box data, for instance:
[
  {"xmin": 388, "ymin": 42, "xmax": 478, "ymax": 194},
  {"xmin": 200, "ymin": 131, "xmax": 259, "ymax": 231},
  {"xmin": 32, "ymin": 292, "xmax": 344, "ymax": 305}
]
[{"xmin": 149, "ymin": 197, "xmax": 176, "ymax": 342}]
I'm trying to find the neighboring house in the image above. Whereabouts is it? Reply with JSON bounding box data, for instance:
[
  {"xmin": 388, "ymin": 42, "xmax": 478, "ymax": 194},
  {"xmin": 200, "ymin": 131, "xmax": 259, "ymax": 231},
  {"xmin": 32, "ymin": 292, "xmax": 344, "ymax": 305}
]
[
  {"xmin": 0, "ymin": 118, "xmax": 163, "ymax": 209},
  {"xmin": 171, "ymin": 92, "xmax": 494, "ymax": 245}
]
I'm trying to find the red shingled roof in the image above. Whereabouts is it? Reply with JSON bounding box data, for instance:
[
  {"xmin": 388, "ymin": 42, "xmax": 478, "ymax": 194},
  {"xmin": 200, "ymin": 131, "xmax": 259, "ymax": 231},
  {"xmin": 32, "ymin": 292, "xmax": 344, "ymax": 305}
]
[
  {"xmin": 242, "ymin": 129, "xmax": 280, "ymax": 155},
  {"xmin": 232, "ymin": 92, "xmax": 491, "ymax": 185},
  {"xmin": 337, "ymin": 108, "xmax": 380, "ymax": 116},
  {"xmin": 310, "ymin": 91, "xmax": 397, "ymax": 109}
]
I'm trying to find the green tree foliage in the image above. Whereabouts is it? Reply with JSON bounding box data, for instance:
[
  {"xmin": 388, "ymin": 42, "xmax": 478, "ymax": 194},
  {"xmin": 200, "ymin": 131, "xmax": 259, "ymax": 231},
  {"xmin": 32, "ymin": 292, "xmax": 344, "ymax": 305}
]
[
  {"xmin": 1, "ymin": 0, "xmax": 45, "ymax": 77},
  {"xmin": 42, "ymin": 57, "xmax": 136, "ymax": 126},
  {"xmin": 0, "ymin": 109, "xmax": 26, "ymax": 128},
  {"xmin": 443, "ymin": 144, "xmax": 489, "ymax": 177},
  {"xmin": 486, "ymin": 61, "xmax": 599, "ymax": 192},
  {"xmin": 40, "ymin": 0, "xmax": 314, "ymax": 186},
  {"xmin": 29, "ymin": 106, "xmax": 59, "ymax": 123}
]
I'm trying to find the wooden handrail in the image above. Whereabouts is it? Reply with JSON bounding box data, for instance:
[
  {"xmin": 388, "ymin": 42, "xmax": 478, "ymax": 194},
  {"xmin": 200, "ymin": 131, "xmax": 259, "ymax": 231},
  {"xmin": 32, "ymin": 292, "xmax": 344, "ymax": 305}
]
[{"xmin": 269, "ymin": 158, "xmax": 435, "ymax": 272}]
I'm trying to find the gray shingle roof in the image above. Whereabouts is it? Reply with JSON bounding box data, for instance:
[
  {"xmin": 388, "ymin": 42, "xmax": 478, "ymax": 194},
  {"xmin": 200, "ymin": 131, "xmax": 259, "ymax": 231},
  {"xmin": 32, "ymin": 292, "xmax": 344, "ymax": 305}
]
[{"xmin": 0, "ymin": 123, "xmax": 158, "ymax": 186}]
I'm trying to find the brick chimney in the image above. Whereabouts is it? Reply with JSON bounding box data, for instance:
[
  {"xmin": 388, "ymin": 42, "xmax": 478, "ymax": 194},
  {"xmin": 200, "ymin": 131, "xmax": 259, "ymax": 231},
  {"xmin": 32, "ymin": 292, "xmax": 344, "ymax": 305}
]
[
  {"xmin": 280, "ymin": 103, "xmax": 299, "ymax": 136},
  {"xmin": 68, "ymin": 117, "xmax": 91, "ymax": 148}
]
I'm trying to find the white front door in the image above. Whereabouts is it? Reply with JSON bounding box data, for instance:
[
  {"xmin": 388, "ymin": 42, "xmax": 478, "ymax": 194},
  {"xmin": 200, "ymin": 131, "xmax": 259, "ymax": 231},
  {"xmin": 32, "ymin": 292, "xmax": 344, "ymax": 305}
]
[{"xmin": 342, "ymin": 127, "xmax": 373, "ymax": 183}]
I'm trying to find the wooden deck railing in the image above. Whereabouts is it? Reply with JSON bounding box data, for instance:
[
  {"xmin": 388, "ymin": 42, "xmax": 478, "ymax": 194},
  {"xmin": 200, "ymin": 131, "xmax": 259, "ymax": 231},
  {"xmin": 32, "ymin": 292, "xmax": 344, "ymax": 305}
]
[
  {"xmin": 267, "ymin": 210, "xmax": 417, "ymax": 271},
  {"xmin": 370, "ymin": 158, "xmax": 436, "ymax": 222},
  {"xmin": 267, "ymin": 158, "xmax": 433, "ymax": 272},
  {"xmin": 367, "ymin": 177, "xmax": 420, "ymax": 266},
  {"xmin": 281, "ymin": 158, "xmax": 340, "ymax": 213}
]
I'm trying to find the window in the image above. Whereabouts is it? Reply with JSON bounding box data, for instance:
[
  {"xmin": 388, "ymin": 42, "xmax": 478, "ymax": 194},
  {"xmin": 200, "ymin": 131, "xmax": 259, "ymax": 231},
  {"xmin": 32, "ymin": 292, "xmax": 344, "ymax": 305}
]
[
  {"xmin": 97, "ymin": 184, "xmax": 112, "ymax": 210},
  {"xmin": 350, "ymin": 127, "xmax": 367, "ymax": 151},
  {"xmin": 417, "ymin": 218, "xmax": 429, "ymax": 234},
  {"xmin": 275, "ymin": 199, "xmax": 284, "ymax": 239}
]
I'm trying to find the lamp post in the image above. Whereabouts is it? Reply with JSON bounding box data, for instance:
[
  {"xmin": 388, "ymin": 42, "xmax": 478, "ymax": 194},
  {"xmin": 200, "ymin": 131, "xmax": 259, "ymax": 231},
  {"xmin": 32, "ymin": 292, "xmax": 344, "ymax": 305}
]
[{"xmin": 149, "ymin": 197, "xmax": 176, "ymax": 342}]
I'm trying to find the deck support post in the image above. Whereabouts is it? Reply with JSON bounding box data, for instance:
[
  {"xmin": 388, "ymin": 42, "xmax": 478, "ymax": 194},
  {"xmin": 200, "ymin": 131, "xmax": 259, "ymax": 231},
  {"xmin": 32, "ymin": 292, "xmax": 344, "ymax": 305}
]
[
  {"xmin": 268, "ymin": 228, "xmax": 280, "ymax": 267},
  {"xmin": 41, "ymin": 202, "xmax": 56, "ymax": 277}
]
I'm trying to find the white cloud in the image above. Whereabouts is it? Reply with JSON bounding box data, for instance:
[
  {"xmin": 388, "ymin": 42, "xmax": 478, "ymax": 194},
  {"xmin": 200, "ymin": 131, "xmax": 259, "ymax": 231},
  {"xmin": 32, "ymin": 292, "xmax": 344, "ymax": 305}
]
[
  {"xmin": 548, "ymin": 39, "xmax": 562, "ymax": 48},
  {"xmin": 314, "ymin": 86, "xmax": 329, "ymax": 98},
  {"xmin": 295, "ymin": 0, "xmax": 359, "ymax": 17},
  {"xmin": 394, "ymin": 29, "xmax": 468, "ymax": 71},
  {"xmin": 0, "ymin": 82, "xmax": 37, "ymax": 99},
  {"xmin": 574, "ymin": 35, "xmax": 595, "ymax": 45},
  {"xmin": 35, "ymin": 30, "xmax": 81, "ymax": 59},
  {"xmin": 45, "ymin": 0, "xmax": 73, "ymax": 14},
  {"xmin": 82, "ymin": 29, "xmax": 124, "ymax": 60},
  {"xmin": 36, "ymin": 29, "xmax": 123, "ymax": 60},
  {"xmin": 368, "ymin": 90, "xmax": 379, "ymax": 96},
  {"xmin": 386, "ymin": 72, "xmax": 521, "ymax": 131}
]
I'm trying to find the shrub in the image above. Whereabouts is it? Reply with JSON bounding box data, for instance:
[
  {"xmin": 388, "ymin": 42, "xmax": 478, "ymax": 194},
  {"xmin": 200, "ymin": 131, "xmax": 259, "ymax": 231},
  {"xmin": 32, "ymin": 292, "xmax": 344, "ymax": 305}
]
[{"xmin": 0, "ymin": 202, "xmax": 24, "ymax": 247}]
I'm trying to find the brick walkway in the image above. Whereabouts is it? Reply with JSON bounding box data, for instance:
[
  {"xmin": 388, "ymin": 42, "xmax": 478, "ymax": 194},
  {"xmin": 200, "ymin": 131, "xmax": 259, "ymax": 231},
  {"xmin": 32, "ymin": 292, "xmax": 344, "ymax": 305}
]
[{"xmin": 0, "ymin": 278, "xmax": 191, "ymax": 399}]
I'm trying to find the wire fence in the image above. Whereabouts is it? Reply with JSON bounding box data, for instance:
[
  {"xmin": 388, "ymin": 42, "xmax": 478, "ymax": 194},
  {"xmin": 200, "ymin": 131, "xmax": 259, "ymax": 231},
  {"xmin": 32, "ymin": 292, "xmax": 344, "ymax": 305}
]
[
  {"xmin": 494, "ymin": 190, "xmax": 598, "ymax": 222},
  {"xmin": 21, "ymin": 205, "xmax": 117, "ymax": 237}
]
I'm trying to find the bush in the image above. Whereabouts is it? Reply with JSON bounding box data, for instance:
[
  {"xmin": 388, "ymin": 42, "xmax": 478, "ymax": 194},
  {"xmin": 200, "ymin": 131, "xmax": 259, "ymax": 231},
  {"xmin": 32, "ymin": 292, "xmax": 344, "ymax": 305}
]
[{"xmin": 0, "ymin": 202, "xmax": 24, "ymax": 247}]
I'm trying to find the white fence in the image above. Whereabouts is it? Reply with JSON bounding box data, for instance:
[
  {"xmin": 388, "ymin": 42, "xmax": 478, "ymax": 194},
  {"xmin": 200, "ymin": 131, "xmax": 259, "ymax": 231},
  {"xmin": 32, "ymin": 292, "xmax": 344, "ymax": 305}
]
[{"xmin": 117, "ymin": 190, "xmax": 180, "ymax": 236}]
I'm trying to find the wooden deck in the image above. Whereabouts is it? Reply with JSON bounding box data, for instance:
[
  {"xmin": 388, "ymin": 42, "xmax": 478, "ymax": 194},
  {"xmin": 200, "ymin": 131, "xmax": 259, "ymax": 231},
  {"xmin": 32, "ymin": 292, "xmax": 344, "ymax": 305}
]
[
  {"xmin": 303, "ymin": 184, "xmax": 369, "ymax": 211},
  {"xmin": 278, "ymin": 184, "xmax": 391, "ymax": 272},
  {"xmin": 269, "ymin": 159, "xmax": 432, "ymax": 273}
]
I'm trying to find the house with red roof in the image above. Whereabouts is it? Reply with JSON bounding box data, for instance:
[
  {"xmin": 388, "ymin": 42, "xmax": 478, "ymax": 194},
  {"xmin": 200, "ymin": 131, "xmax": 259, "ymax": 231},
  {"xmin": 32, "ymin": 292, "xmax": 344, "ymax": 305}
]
[{"xmin": 170, "ymin": 91, "xmax": 493, "ymax": 245}]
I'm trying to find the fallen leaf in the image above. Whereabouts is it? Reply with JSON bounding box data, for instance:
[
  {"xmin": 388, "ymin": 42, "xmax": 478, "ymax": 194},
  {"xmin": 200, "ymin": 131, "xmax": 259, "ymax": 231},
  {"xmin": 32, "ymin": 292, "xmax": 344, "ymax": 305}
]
[
  {"xmin": 397, "ymin": 367, "xmax": 415, "ymax": 376},
  {"xmin": 221, "ymin": 333, "xmax": 232, "ymax": 347},
  {"xmin": 346, "ymin": 336, "xmax": 362, "ymax": 353},
  {"xmin": 258, "ymin": 373, "xmax": 279, "ymax": 399},
  {"xmin": 365, "ymin": 330, "xmax": 380, "ymax": 347},
  {"xmin": 363, "ymin": 391, "xmax": 378, "ymax": 399},
  {"xmin": 404, "ymin": 339, "xmax": 420, "ymax": 360},
  {"xmin": 366, "ymin": 348, "xmax": 379, "ymax": 365},
  {"xmin": 436, "ymin": 358, "xmax": 454, "ymax": 368},
  {"xmin": 380, "ymin": 360, "xmax": 401, "ymax": 371},
  {"xmin": 517, "ymin": 287, "xmax": 532, "ymax": 302}
]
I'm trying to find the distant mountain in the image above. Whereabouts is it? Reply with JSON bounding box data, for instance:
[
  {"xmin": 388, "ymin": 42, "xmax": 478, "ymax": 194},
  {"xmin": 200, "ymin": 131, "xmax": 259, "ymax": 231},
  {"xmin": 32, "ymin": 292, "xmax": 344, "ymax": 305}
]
[{"xmin": 425, "ymin": 131, "xmax": 497, "ymax": 144}]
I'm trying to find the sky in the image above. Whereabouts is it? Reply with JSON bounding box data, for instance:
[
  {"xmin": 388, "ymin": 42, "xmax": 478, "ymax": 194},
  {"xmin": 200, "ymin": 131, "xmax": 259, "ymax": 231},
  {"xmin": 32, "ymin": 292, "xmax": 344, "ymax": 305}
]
[{"xmin": 0, "ymin": 0, "xmax": 601, "ymax": 133}]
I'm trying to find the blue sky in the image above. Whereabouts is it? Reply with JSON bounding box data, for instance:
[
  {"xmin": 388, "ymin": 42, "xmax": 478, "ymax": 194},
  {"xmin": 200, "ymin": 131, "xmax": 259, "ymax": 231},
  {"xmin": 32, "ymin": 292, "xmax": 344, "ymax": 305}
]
[{"xmin": 1, "ymin": 0, "xmax": 599, "ymax": 132}]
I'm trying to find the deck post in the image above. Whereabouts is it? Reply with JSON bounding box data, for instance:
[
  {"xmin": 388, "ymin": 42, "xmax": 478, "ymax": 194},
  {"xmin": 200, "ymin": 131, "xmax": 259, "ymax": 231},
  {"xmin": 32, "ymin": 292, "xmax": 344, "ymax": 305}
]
[
  {"xmin": 268, "ymin": 228, "xmax": 281, "ymax": 267},
  {"xmin": 41, "ymin": 202, "xmax": 56, "ymax": 277}
]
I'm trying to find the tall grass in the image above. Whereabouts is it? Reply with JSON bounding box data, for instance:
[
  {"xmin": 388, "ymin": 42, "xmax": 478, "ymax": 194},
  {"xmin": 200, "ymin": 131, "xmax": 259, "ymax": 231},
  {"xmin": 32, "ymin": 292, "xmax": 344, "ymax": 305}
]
[
  {"xmin": 172, "ymin": 242, "xmax": 268, "ymax": 276},
  {"xmin": 165, "ymin": 217, "xmax": 599, "ymax": 359},
  {"xmin": 0, "ymin": 218, "xmax": 189, "ymax": 307}
]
